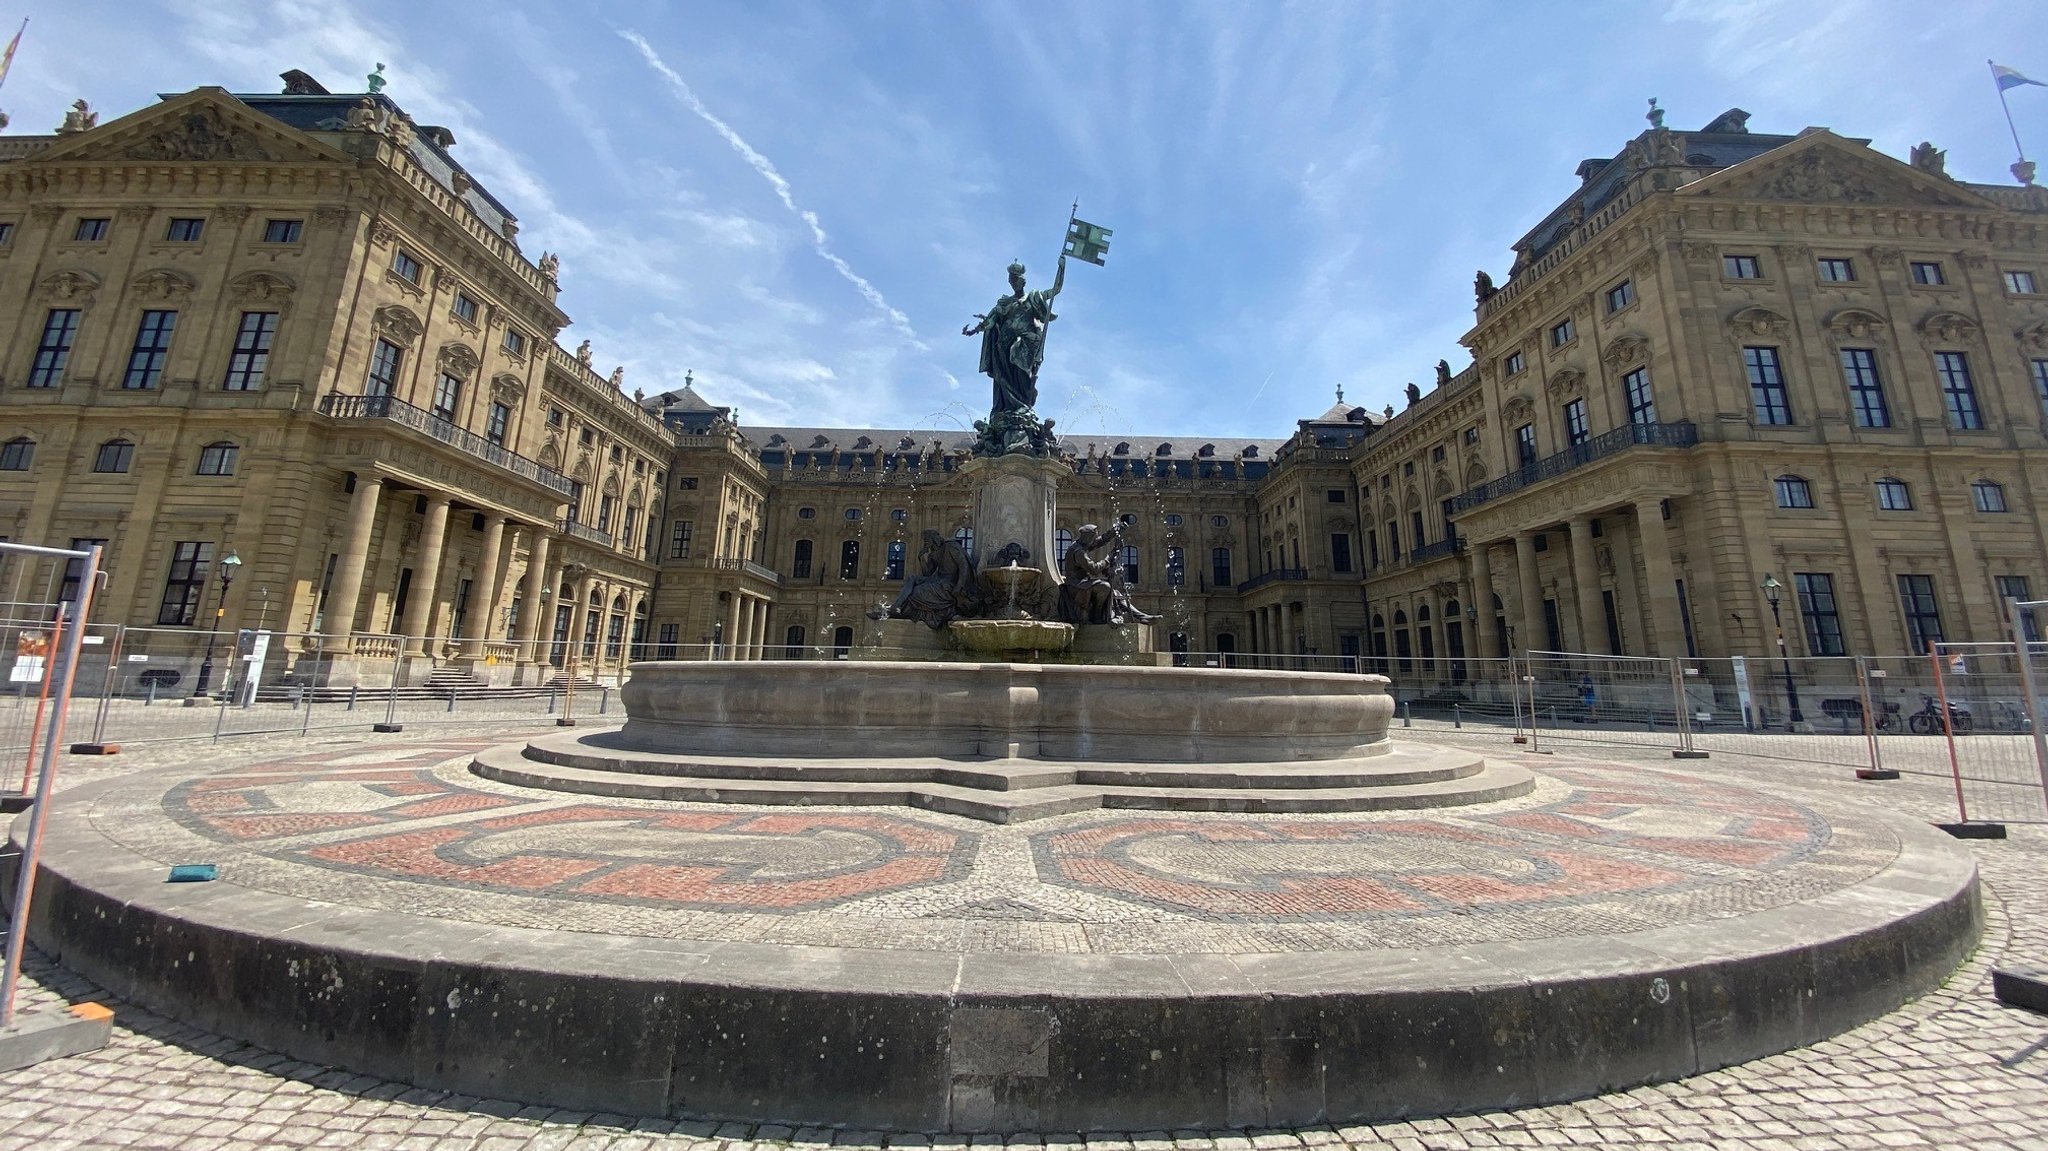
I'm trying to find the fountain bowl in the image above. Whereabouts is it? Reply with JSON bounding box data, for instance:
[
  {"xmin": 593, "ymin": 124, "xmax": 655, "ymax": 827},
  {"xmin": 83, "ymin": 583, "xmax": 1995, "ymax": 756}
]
[{"xmin": 949, "ymin": 618, "xmax": 1075, "ymax": 654}]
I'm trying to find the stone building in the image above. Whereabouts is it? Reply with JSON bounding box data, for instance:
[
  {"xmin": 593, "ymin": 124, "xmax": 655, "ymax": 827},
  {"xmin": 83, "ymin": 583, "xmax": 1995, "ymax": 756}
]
[
  {"xmin": 0, "ymin": 73, "xmax": 661, "ymax": 687},
  {"xmin": 5, "ymin": 77, "xmax": 2044, "ymax": 685}
]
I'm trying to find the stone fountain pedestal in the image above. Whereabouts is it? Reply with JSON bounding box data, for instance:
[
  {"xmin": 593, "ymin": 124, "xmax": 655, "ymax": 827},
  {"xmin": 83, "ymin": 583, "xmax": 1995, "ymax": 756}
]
[{"xmin": 961, "ymin": 453, "xmax": 1060, "ymax": 594}]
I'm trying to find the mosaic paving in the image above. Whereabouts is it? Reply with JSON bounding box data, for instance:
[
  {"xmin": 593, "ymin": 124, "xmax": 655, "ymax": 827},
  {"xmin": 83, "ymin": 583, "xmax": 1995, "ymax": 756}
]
[{"xmin": 84, "ymin": 735, "xmax": 1904, "ymax": 955}]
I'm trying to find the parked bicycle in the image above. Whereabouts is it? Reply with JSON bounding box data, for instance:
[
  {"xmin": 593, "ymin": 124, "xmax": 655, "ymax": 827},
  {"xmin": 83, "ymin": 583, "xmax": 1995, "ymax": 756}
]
[
  {"xmin": 1906, "ymin": 694, "xmax": 1973, "ymax": 735},
  {"xmin": 1987, "ymin": 699, "xmax": 2034, "ymax": 733},
  {"xmin": 1871, "ymin": 699, "xmax": 1902, "ymax": 733}
]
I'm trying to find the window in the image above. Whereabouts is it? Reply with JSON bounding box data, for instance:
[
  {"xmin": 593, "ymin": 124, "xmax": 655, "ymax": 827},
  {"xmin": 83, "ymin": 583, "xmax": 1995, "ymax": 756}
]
[
  {"xmin": 1563, "ymin": 398, "xmax": 1589, "ymax": 447},
  {"xmin": 73, "ymin": 217, "xmax": 110, "ymax": 242},
  {"xmin": 1166, "ymin": 546, "xmax": 1186, "ymax": 587},
  {"xmin": 220, "ymin": 311, "xmax": 278, "ymax": 391},
  {"xmin": 839, "ymin": 540, "xmax": 860, "ymax": 580},
  {"xmin": 165, "ymin": 217, "xmax": 204, "ymax": 242},
  {"xmin": 1432, "ymin": 445, "xmax": 1446, "ymax": 462},
  {"xmin": 1410, "ymin": 511, "xmax": 1426, "ymax": 550},
  {"xmin": 262, "ymin": 218, "xmax": 303, "ymax": 244},
  {"xmin": 578, "ymin": 427, "xmax": 595, "ymax": 447},
  {"xmin": 1210, "ymin": 514, "xmax": 1229, "ymax": 528},
  {"xmin": 431, "ymin": 373, "xmax": 462, "ymax": 421},
  {"xmin": 0, "ymin": 222, "xmax": 13, "ymax": 244},
  {"xmin": 2036, "ymin": 359, "xmax": 2048, "ymax": 418},
  {"xmin": 1817, "ymin": 257, "xmax": 1855, "ymax": 282},
  {"xmin": 93, "ymin": 440, "xmax": 134, "ymax": 474},
  {"xmin": 1464, "ymin": 426, "xmax": 1479, "ymax": 445},
  {"xmin": 547, "ymin": 407, "xmax": 564, "ymax": 428},
  {"xmin": 486, "ymin": 402, "xmax": 511, "ymax": 445},
  {"xmin": 0, "ymin": 438, "xmax": 30, "ymax": 471},
  {"xmin": 608, "ymin": 445, "xmax": 624, "ymax": 463},
  {"xmin": 797, "ymin": 506, "xmax": 816, "ymax": 520},
  {"xmin": 1898, "ymin": 574, "xmax": 1944, "ymax": 654},
  {"xmin": 1875, "ymin": 477, "xmax": 1912, "ymax": 511},
  {"xmin": 1403, "ymin": 461, "xmax": 1415, "ymax": 477},
  {"xmin": 392, "ymin": 249, "xmax": 423, "ymax": 283},
  {"xmin": 1794, "ymin": 573, "xmax": 1846, "ymax": 657},
  {"xmin": 1723, "ymin": 254, "xmax": 1761, "ymax": 279},
  {"xmin": 1935, "ymin": 352, "xmax": 1982, "ymax": 429},
  {"xmin": 452, "ymin": 293, "xmax": 479, "ymax": 324},
  {"xmin": 1972, "ymin": 481, "xmax": 2008, "ymax": 513},
  {"xmin": 886, "ymin": 540, "xmax": 906, "ymax": 580},
  {"xmin": 123, "ymin": 310, "xmax": 177, "ymax": 389},
  {"xmin": 844, "ymin": 507, "xmax": 863, "ymax": 522},
  {"xmin": 1839, "ymin": 348, "xmax": 1890, "ymax": 428},
  {"xmin": 1744, "ymin": 346, "xmax": 1792, "ymax": 425},
  {"xmin": 1211, "ymin": 547, "xmax": 1231, "ymax": 588},
  {"xmin": 1910, "ymin": 261, "xmax": 1945, "ymax": 286},
  {"xmin": 956, "ymin": 526, "xmax": 974, "ymax": 558},
  {"xmin": 891, "ymin": 508, "xmax": 909, "ymax": 523},
  {"xmin": 565, "ymin": 480, "xmax": 585, "ymax": 525},
  {"xmin": 1330, "ymin": 534, "xmax": 1352, "ymax": 574},
  {"xmin": 366, "ymin": 339, "xmax": 403, "ymax": 397},
  {"xmin": 1366, "ymin": 530, "xmax": 1380, "ymax": 568},
  {"xmin": 1515, "ymin": 423, "xmax": 1538, "ymax": 468},
  {"xmin": 29, "ymin": 309, "xmax": 81, "ymax": 388},
  {"xmin": 502, "ymin": 329, "xmax": 528, "ymax": 357},
  {"xmin": 1623, "ymin": 367, "xmax": 1656, "ymax": 425},
  {"xmin": 59, "ymin": 538, "xmax": 108, "ymax": 606},
  {"xmin": 1504, "ymin": 351, "xmax": 1525, "ymax": 376},
  {"xmin": 1550, "ymin": 318, "xmax": 1575, "ymax": 347},
  {"xmin": 1774, "ymin": 475, "xmax": 1813, "ymax": 509},
  {"xmin": 596, "ymin": 494, "xmax": 616, "ymax": 533},
  {"xmin": 1605, "ymin": 280, "xmax": 1635, "ymax": 312},
  {"xmin": 791, "ymin": 539, "xmax": 813, "ymax": 580},
  {"xmin": 1120, "ymin": 545, "xmax": 1139, "ymax": 584},
  {"xmin": 669, "ymin": 520, "xmax": 693, "ymax": 559},
  {"xmin": 2006, "ymin": 270, "xmax": 2040, "ymax": 295},
  {"xmin": 1053, "ymin": 529, "xmax": 1074, "ymax": 565},
  {"xmin": 197, "ymin": 442, "xmax": 238, "ymax": 476},
  {"xmin": 1998, "ymin": 576, "xmax": 2040, "ymax": 643},
  {"xmin": 157, "ymin": 541, "xmax": 215, "ymax": 625}
]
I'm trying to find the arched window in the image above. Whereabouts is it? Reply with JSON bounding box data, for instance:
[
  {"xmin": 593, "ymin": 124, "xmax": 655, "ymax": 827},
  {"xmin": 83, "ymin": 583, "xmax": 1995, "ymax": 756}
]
[
  {"xmin": 1211, "ymin": 547, "xmax": 1231, "ymax": 588},
  {"xmin": 833, "ymin": 625, "xmax": 854, "ymax": 659},
  {"xmin": 197, "ymin": 441, "xmax": 238, "ymax": 476},
  {"xmin": 1166, "ymin": 546, "xmax": 1185, "ymax": 587},
  {"xmin": 1774, "ymin": 475, "xmax": 1813, "ymax": 509},
  {"xmin": 0, "ymin": 437, "xmax": 32, "ymax": 471},
  {"xmin": 93, "ymin": 439, "xmax": 134, "ymax": 474},
  {"xmin": 839, "ymin": 539, "xmax": 860, "ymax": 580},
  {"xmin": 1393, "ymin": 609, "xmax": 1413, "ymax": 674},
  {"xmin": 954, "ymin": 526, "xmax": 974, "ymax": 559},
  {"xmin": 791, "ymin": 539, "xmax": 813, "ymax": 579},
  {"xmin": 886, "ymin": 540, "xmax": 906, "ymax": 580}
]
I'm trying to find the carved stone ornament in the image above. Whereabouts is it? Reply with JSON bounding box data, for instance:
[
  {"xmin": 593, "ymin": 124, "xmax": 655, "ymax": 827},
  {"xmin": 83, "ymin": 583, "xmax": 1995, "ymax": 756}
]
[
  {"xmin": 371, "ymin": 304, "xmax": 424, "ymax": 346},
  {"xmin": 1751, "ymin": 151, "xmax": 1881, "ymax": 203},
  {"xmin": 2017, "ymin": 321, "xmax": 2048, "ymax": 355},
  {"xmin": 1917, "ymin": 311, "xmax": 1981, "ymax": 345},
  {"xmin": 37, "ymin": 269, "xmax": 101, "ymax": 307},
  {"xmin": 1681, "ymin": 241, "xmax": 1719, "ymax": 262},
  {"xmin": 1871, "ymin": 247, "xmax": 1903, "ymax": 269},
  {"xmin": 228, "ymin": 270, "xmax": 295, "ymax": 303},
  {"xmin": 1726, "ymin": 305, "xmax": 1791, "ymax": 340},
  {"xmin": 490, "ymin": 372, "xmax": 525, "ymax": 405},
  {"xmin": 314, "ymin": 206, "xmax": 353, "ymax": 228},
  {"xmin": 1501, "ymin": 393, "xmax": 1535, "ymax": 423},
  {"xmin": 215, "ymin": 204, "xmax": 252, "ymax": 225},
  {"xmin": 124, "ymin": 106, "xmax": 278, "ymax": 162},
  {"xmin": 130, "ymin": 269, "xmax": 197, "ymax": 300},
  {"xmin": 367, "ymin": 218, "xmax": 398, "ymax": 248},
  {"xmin": 1545, "ymin": 367, "xmax": 1586, "ymax": 398},
  {"xmin": 1824, "ymin": 308, "xmax": 1888, "ymax": 341},
  {"xmin": 1957, "ymin": 251, "xmax": 1989, "ymax": 271},
  {"xmin": 1601, "ymin": 333, "xmax": 1651, "ymax": 370},
  {"xmin": 437, "ymin": 342, "xmax": 480, "ymax": 380},
  {"xmin": 28, "ymin": 205, "xmax": 62, "ymax": 225}
]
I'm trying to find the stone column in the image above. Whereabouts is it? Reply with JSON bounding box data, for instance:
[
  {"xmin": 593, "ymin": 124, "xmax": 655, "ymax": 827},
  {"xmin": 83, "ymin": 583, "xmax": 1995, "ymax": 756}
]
[
  {"xmin": 1634, "ymin": 499, "xmax": 1686, "ymax": 659},
  {"xmin": 323, "ymin": 475, "xmax": 384, "ymax": 644},
  {"xmin": 1514, "ymin": 530, "xmax": 1544, "ymax": 656},
  {"xmin": 1568, "ymin": 516, "xmax": 1608, "ymax": 654},
  {"xmin": 753, "ymin": 600, "xmax": 769, "ymax": 660},
  {"xmin": 1469, "ymin": 541, "xmax": 1499, "ymax": 661},
  {"xmin": 737, "ymin": 597, "xmax": 757, "ymax": 661},
  {"xmin": 724, "ymin": 592, "xmax": 743, "ymax": 659},
  {"xmin": 461, "ymin": 517, "xmax": 506, "ymax": 659},
  {"xmin": 399, "ymin": 496, "xmax": 451, "ymax": 655},
  {"xmin": 514, "ymin": 530, "xmax": 551, "ymax": 660}
]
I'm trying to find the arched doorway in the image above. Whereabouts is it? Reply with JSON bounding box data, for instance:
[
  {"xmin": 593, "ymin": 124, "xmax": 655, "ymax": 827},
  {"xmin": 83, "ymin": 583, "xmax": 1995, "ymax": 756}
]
[{"xmin": 833, "ymin": 625, "xmax": 855, "ymax": 660}]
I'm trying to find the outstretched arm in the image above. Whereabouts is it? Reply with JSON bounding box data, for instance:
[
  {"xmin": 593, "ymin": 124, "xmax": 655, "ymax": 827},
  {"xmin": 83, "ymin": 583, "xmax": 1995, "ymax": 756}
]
[
  {"xmin": 1050, "ymin": 253, "xmax": 1066, "ymax": 297},
  {"xmin": 961, "ymin": 312, "xmax": 988, "ymax": 337}
]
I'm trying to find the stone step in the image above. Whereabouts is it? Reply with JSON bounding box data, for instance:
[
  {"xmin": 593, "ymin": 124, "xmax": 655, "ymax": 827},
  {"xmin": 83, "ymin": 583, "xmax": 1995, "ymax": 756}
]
[{"xmin": 468, "ymin": 745, "xmax": 1535, "ymax": 824}]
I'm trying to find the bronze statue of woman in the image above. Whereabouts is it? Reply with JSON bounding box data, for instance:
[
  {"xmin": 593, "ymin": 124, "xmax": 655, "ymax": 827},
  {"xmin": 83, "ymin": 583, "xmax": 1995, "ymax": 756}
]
[{"xmin": 963, "ymin": 254, "xmax": 1065, "ymax": 415}]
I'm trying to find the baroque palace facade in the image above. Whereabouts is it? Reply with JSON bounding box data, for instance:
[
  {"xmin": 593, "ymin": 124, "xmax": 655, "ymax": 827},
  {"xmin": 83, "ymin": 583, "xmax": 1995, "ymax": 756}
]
[{"xmin": 4, "ymin": 72, "xmax": 2046, "ymax": 687}]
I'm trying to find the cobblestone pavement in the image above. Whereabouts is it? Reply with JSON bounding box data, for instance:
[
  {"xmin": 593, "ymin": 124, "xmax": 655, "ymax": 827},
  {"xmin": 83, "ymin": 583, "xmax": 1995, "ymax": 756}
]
[{"xmin": 4, "ymin": 720, "xmax": 2048, "ymax": 1149}]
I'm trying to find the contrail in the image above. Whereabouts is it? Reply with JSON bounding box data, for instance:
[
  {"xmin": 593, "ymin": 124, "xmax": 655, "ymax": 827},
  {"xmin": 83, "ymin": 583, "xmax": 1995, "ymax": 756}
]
[
  {"xmin": 1243, "ymin": 368, "xmax": 1277, "ymax": 413},
  {"xmin": 620, "ymin": 29, "xmax": 924, "ymax": 348}
]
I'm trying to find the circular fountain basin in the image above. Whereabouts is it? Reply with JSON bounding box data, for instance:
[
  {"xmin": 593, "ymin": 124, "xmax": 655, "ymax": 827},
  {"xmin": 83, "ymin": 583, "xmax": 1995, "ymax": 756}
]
[
  {"xmin": 949, "ymin": 619, "xmax": 1076, "ymax": 654},
  {"xmin": 618, "ymin": 660, "xmax": 1394, "ymax": 763}
]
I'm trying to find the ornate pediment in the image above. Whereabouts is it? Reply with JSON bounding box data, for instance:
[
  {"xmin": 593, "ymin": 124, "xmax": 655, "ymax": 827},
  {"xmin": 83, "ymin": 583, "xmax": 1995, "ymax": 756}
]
[
  {"xmin": 1824, "ymin": 308, "xmax": 1889, "ymax": 341},
  {"xmin": 1690, "ymin": 137, "xmax": 1981, "ymax": 209},
  {"xmin": 1545, "ymin": 367, "xmax": 1586, "ymax": 398},
  {"xmin": 38, "ymin": 269, "xmax": 102, "ymax": 306},
  {"xmin": 37, "ymin": 88, "xmax": 350, "ymax": 166},
  {"xmin": 1917, "ymin": 310, "xmax": 1980, "ymax": 345},
  {"xmin": 437, "ymin": 342, "xmax": 480, "ymax": 380},
  {"xmin": 1726, "ymin": 305, "xmax": 1791, "ymax": 340},
  {"xmin": 490, "ymin": 372, "xmax": 525, "ymax": 405},
  {"xmin": 1601, "ymin": 333, "xmax": 1650, "ymax": 370},
  {"xmin": 130, "ymin": 268, "xmax": 197, "ymax": 300},
  {"xmin": 2018, "ymin": 321, "xmax": 2048, "ymax": 355},
  {"xmin": 228, "ymin": 270, "xmax": 295, "ymax": 304},
  {"xmin": 371, "ymin": 304, "xmax": 423, "ymax": 346},
  {"xmin": 1501, "ymin": 392, "xmax": 1535, "ymax": 423}
]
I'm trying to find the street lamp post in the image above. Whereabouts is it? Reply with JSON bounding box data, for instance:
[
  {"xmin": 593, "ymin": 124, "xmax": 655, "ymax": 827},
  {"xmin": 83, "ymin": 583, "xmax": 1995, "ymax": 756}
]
[
  {"xmin": 191, "ymin": 549, "xmax": 243, "ymax": 698},
  {"xmin": 1760, "ymin": 574, "xmax": 1805, "ymax": 730}
]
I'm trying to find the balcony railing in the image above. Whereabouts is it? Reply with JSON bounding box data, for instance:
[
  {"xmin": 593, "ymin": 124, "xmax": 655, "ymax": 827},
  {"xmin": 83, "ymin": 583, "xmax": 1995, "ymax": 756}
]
[
  {"xmin": 1235, "ymin": 568, "xmax": 1308, "ymax": 594},
  {"xmin": 558, "ymin": 519, "xmax": 613, "ymax": 548},
  {"xmin": 320, "ymin": 392, "xmax": 575, "ymax": 497},
  {"xmin": 1450, "ymin": 420, "xmax": 1696, "ymax": 514},
  {"xmin": 713, "ymin": 557, "xmax": 784, "ymax": 585},
  {"xmin": 1407, "ymin": 536, "xmax": 1467, "ymax": 564}
]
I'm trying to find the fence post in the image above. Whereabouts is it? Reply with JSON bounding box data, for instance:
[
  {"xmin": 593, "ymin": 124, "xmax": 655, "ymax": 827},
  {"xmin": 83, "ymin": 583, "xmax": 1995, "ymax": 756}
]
[
  {"xmin": 1453, "ymin": 702, "xmax": 1462, "ymax": 730},
  {"xmin": 1510, "ymin": 657, "xmax": 1527, "ymax": 745},
  {"xmin": 1671, "ymin": 661, "xmax": 1707, "ymax": 759},
  {"xmin": 374, "ymin": 640, "xmax": 404, "ymax": 733},
  {"xmin": 72, "ymin": 624, "xmax": 124, "ymax": 755},
  {"xmin": 145, "ymin": 678, "xmax": 157, "ymax": 707},
  {"xmin": 1523, "ymin": 668, "xmax": 1543, "ymax": 754},
  {"xmin": 1401, "ymin": 698, "xmax": 1411, "ymax": 728},
  {"xmin": 599, "ymin": 686, "xmax": 611, "ymax": 716},
  {"xmin": 1855, "ymin": 656, "xmax": 1896, "ymax": 780},
  {"xmin": 557, "ymin": 656, "xmax": 578, "ymax": 727},
  {"xmin": 2010, "ymin": 601, "xmax": 2048, "ymax": 807}
]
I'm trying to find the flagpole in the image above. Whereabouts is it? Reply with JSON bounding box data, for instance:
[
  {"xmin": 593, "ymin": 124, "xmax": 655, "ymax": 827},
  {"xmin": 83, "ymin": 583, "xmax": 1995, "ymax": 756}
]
[{"xmin": 1993, "ymin": 59, "xmax": 2029, "ymax": 162}]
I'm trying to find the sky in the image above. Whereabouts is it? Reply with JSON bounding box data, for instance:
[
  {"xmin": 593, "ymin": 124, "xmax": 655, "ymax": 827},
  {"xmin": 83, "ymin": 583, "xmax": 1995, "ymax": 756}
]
[{"xmin": 11, "ymin": 1, "xmax": 2048, "ymax": 440}]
